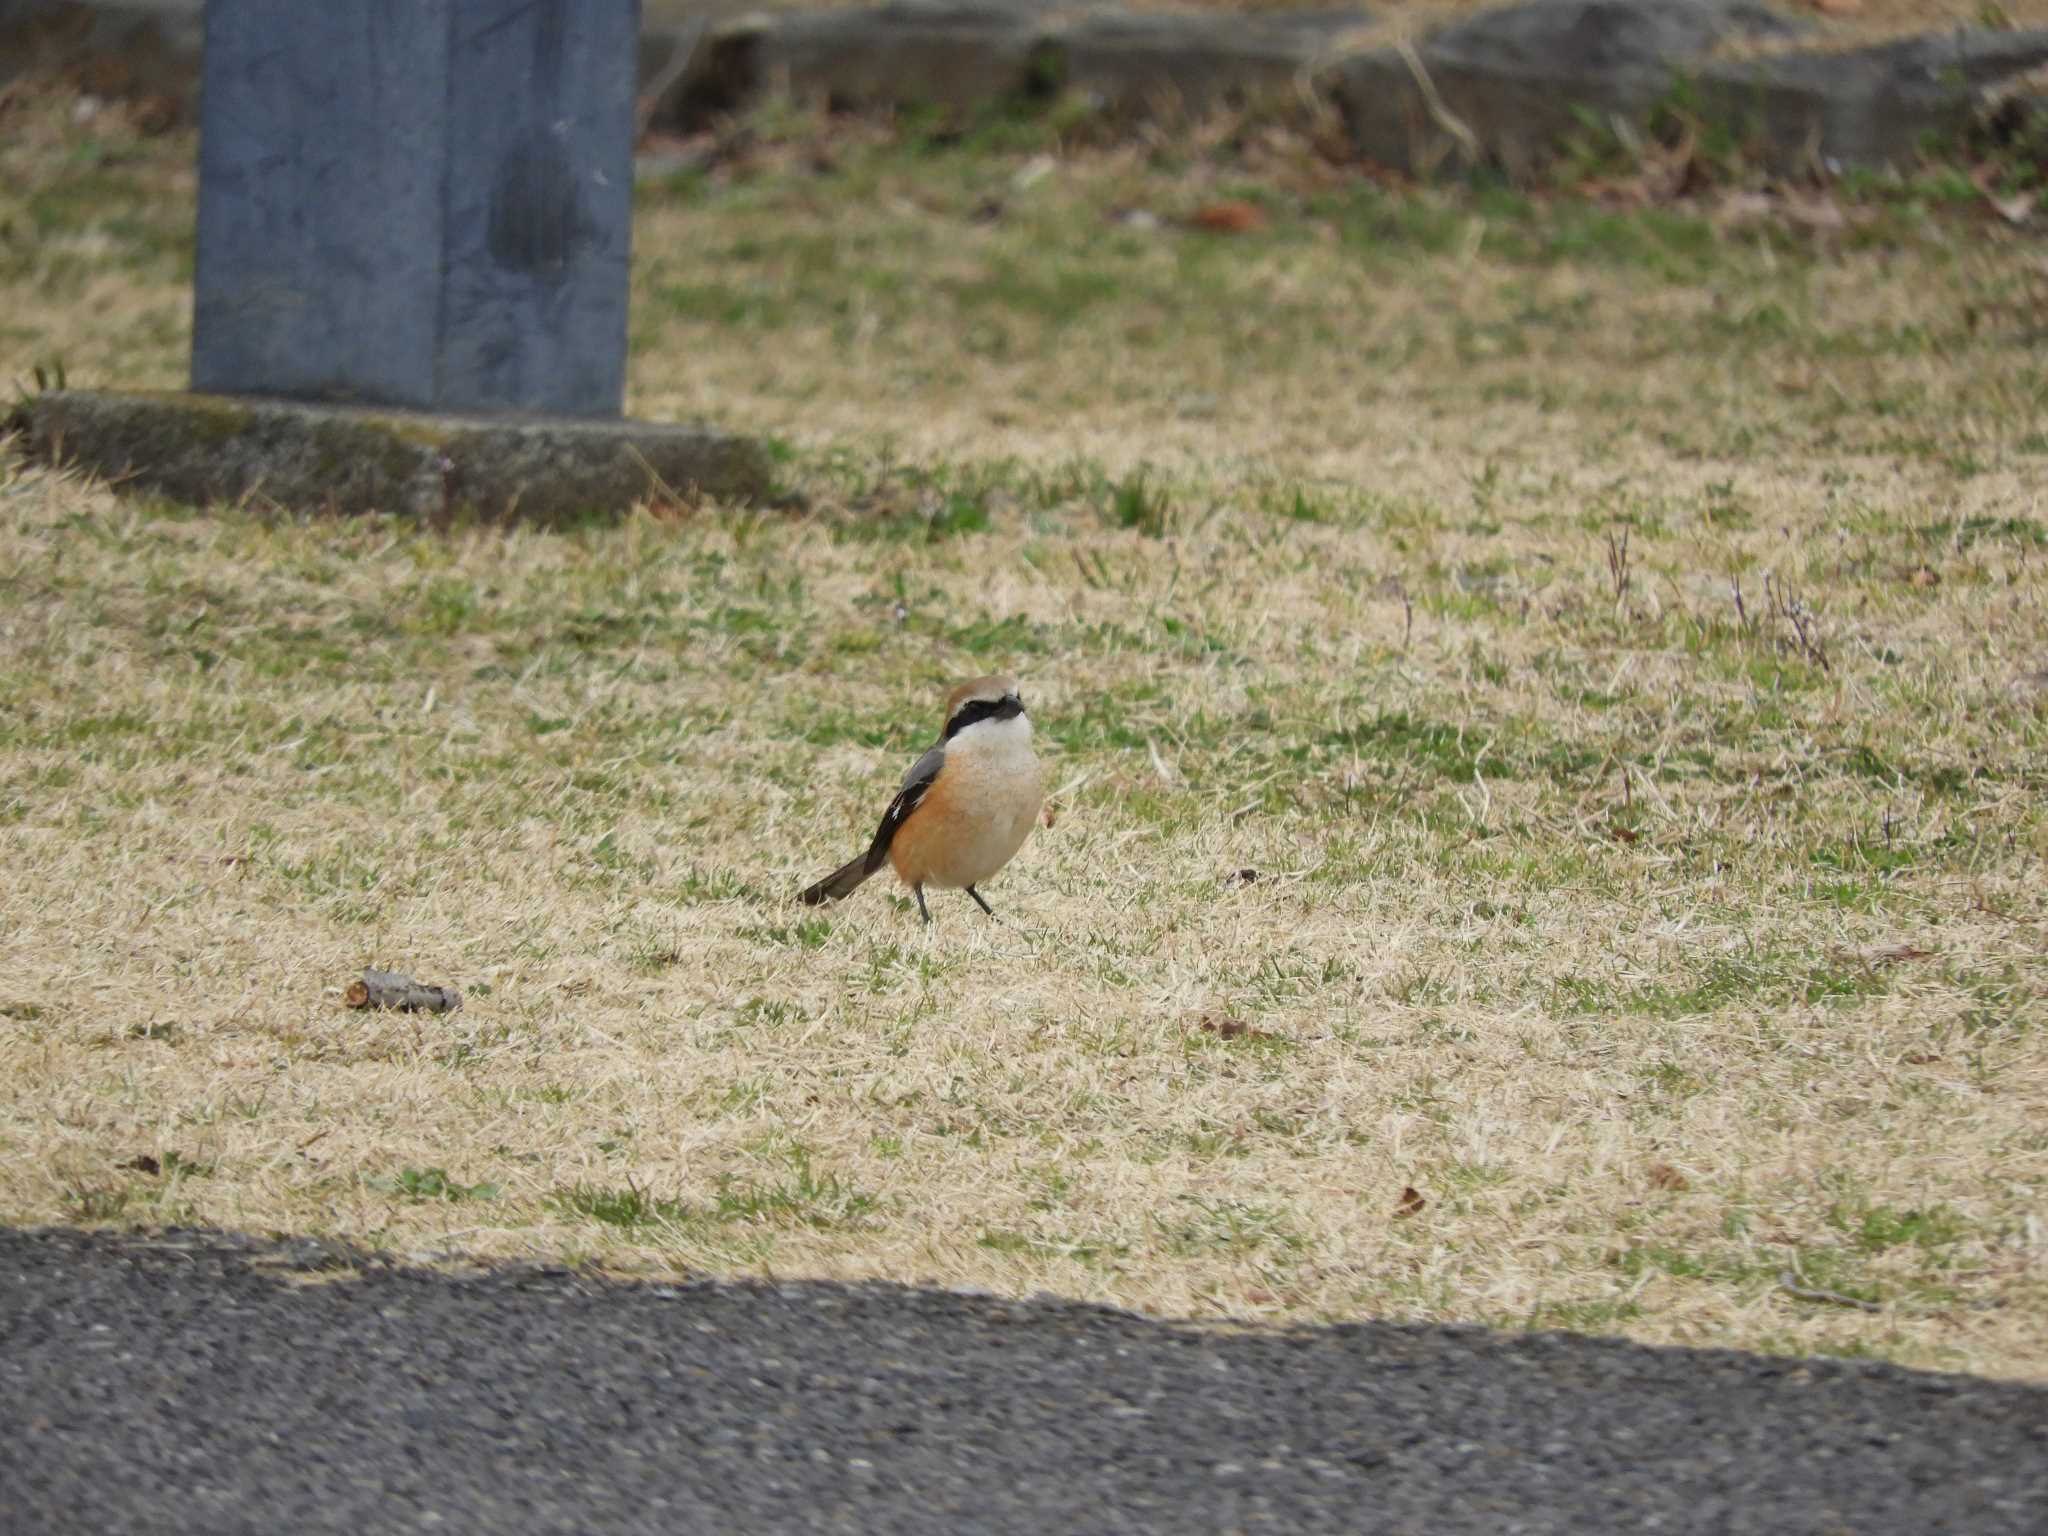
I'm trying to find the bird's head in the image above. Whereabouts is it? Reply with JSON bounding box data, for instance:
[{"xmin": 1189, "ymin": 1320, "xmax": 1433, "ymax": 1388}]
[{"xmin": 942, "ymin": 675, "xmax": 1026, "ymax": 741}]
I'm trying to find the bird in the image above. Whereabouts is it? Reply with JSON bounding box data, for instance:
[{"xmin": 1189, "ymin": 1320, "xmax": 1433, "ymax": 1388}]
[{"xmin": 799, "ymin": 675, "xmax": 1043, "ymax": 924}]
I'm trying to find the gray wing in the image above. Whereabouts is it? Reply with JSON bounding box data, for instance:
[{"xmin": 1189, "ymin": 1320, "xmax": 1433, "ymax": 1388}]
[
  {"xmin": 899, "ymin": 743, "xmax": 944, "ymax": 793},
  {"xmin": 863, "ymin": 744, "xmax": 946, "ymax": 875}
]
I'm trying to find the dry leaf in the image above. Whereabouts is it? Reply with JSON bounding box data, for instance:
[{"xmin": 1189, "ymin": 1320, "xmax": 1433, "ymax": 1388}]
[
  {"xmin": 1581, "ymin": 176, "xmax": 1653, "ymax": 210},
  {"xmin": 1903, "ymin": 1052, "xmax": 1941, "ymax": 1065},
  {"xmin": 1610, "ymin": 825, "xmax": 1641, "ymax": 844},
  {"xmin": 1871, "ymin": 944, "xmax": 1935, "ymax": 966},
  {"xmin": 1905, "ymin": 564, "xmax": 1941, "ymax": 589},
  {"xmin": 127, "ymin": 93, "xmax": 184, "ymax": 136},
  {"xmin": 1647, "ymin": 1162, "xmax": 1690, "ymax": 1192},
  {"xmin": 1189, "ymin": 200, "xmax": 1267, "ymax": 234},
  {"xmin": 1011, "ymin": 153, "xmax": 1055, "ymax": 192},
  {"xmin": 1394, "ymin": 1185, "xmax": 1427, "ymax": 1218},
  {"xmin": 1785, "ymin": 195, "xmax": 1848, "ymax": 232},
  {"xmin": 1987, "ymin": 189, "xmax": 2036, "ymax": 227},
  {"xmin": 1042, "ymin": 802, "xmax": 1058, "ymax": 830},
  {"xmin": 1196, "ymin": 1014, "xmax": 1279, "ymax": 1043},
  {"xmin": 1712, "ymin": 190, "xmax": 1777, "ymax": 229}
]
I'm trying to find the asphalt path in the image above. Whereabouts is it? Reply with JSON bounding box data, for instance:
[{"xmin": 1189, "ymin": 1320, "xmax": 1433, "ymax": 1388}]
[{"xmin": 3, "ymin": 1226, "xmax": 2044, "ymax": 1534}]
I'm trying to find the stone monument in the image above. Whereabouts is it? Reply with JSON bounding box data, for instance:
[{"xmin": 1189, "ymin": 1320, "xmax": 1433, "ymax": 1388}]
[{"xmin": 13, "ymin": 0, "xmax": 766, "ymax": 520}]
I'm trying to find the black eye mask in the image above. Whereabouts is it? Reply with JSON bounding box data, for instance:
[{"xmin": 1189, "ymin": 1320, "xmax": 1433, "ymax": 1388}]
[{"xmin": 943, "ymin": 695, "xmax": 1024, "ymax": 741}]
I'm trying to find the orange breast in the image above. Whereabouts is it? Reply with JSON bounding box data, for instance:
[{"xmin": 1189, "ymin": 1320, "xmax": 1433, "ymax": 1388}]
[
  {"xmin": 887, "ymin": 774, "xmax": 969, "ymax": 889},
  {"xmin": 887, "ymin": 755, "xmax": 1040, "ymax": 891}
]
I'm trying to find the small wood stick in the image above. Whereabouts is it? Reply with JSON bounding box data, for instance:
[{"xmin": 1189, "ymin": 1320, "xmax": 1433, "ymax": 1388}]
[
  {"xmin": 344, "ymin": 969, "xmax": 463, "ymax": 1014},
  {"xmin": 1778, "ymin": 1271, "xmax": 1881, "ymax": 1313}
]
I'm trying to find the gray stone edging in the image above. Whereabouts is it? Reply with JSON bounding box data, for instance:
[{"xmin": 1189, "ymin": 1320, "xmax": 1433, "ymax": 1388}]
[
  {"xmin": 645, "ymin": 0, "xmax": 2048, "ymax": 176},
  {"xmin": 7, "ymin": 0, "xmax": 2048, "ymax": 176}
]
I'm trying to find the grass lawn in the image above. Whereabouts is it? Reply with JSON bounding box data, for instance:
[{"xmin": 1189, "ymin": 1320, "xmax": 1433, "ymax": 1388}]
[{"xmin": 2, "ymin": 78, "xmax": 2045, "ymax": 1380}]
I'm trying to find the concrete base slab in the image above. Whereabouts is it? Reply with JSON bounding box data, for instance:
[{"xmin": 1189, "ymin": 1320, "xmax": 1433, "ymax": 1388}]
[{"xmin": 6, "ymin": 390, "xmax": 771, "ymax": 522}]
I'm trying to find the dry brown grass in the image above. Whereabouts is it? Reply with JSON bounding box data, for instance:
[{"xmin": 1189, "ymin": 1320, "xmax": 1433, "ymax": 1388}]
[{"xmin": 3, "ymin": 83, "xmax": 2047, "ymax": 1379}]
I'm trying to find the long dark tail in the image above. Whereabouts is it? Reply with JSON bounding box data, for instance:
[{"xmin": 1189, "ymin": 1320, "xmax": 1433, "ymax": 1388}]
[{"xmin": 800, "ymin": 854, "xmax": 875, "ymax": 906}]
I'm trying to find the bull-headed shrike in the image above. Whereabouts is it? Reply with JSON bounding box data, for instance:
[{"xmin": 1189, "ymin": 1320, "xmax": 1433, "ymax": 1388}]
[{"xmin": 800, "ymin": 675, "xmax": 1042, "ymax": 924}]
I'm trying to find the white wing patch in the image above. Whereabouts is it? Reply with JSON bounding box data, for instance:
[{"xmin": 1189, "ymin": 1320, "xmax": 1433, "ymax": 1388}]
[{"xmin": 864, "ymin": 745, "xmax": 945, "ymax": 873}]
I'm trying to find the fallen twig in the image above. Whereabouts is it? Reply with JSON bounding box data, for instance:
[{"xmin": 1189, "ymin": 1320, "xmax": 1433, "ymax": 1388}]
[
  {"xmin": 1778, "ymin": 1271, "xmax": 1881, "ymax": 1313},
  {"xmin": 634, "ymin": 19, "xmax": 707, "ymax": 141},
  {"xmin": 345, "ymin": 969, "xmax": 463, "ymax": 1014},
  {"xmin": 1394, "ymin": 37, "xmax": 1482, "ymax": 168},
  {"xmin": 1606, "ymin": 526, "xmax": 1632, "ymax": 606}
]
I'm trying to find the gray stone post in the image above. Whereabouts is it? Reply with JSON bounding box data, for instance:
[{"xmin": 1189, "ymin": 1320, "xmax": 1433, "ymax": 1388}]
[
  {"xmin": 12, "ymin": 0, "xmax": 768, "ymax": 520},
  {"xmin": 191, "ymin": 0, "xmax": 638, "ymax": 417}
]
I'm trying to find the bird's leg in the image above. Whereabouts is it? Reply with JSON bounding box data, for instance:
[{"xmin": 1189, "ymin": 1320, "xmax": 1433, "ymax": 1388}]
[
  {"xmin": 914, "ymin": 886, "xmax": 931, "ymax": 926},
  {"xmin": 965, "ymin": 885, "xmax": 996, "ymax": 919}
]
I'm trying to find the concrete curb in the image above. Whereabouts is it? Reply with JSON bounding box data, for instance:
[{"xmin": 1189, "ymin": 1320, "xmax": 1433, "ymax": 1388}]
[
  {"xmin": 11, "ymin": 0, "xmax": 2048, "ymax": 176},
  {"xmin": 642, "ymin": 0, "xmax": 2048, "ymax": 176},
  {"xmin": 6, "ymin": 391, "xmax": 773, "ymax": 522}
]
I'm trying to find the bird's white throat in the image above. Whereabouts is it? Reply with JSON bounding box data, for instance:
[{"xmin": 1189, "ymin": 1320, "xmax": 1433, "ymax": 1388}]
[{"xmin": 949, "ymin": 711, "xmax": 1034, "ymax": 761}]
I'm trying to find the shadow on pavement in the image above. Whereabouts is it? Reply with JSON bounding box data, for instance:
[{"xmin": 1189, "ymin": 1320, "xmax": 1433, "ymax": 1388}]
[{"xmin": 3, "ymin": 1226, "xmax": 2043, "ymax": 1534}]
